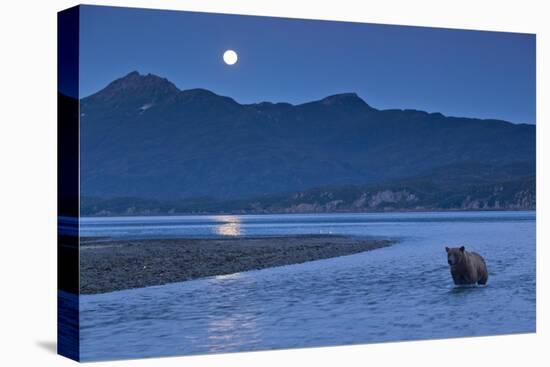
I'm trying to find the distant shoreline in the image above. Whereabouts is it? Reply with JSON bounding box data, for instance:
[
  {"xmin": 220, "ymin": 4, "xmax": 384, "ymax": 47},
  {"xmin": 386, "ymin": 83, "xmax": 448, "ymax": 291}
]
[
  {"xmin": 80, "ymin": 235, "xmax": 395, "ymax": 295},
  {"xmin": 78, "ymin": 208, "xmax": 536, "ymax": 219}
]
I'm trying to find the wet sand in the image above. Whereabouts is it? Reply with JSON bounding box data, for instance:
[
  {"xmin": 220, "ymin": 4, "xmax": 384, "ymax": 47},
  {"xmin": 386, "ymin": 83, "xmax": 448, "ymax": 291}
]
[{"xmin": 80, "ymin": 235, "xmax": 394, "ymax": 294}]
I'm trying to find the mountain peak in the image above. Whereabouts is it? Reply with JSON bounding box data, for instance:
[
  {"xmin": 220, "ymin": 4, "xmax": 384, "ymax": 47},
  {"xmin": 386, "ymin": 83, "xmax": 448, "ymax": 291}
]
[
  {"xmin": 321, "ymin": 92, "xmax": 365, "ymax": 104},
  {"xmin": 122, "ymin": 70, "xmax": 140, "ymax": 78},
  {"xmin": 108, "ymin": 71, "xmax": 179, "ymax": 93},
  {"xmin": 316, "ymin": 93, "xmax": 372, "ymax": 109},
  {"xmin": 85, "ymin": 71, "xmax": 180, "ymax": 102}
]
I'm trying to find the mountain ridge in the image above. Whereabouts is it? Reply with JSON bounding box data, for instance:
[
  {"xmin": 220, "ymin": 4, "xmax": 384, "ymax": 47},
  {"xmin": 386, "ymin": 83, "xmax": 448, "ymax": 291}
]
[
  {"xmin": 79, "ymin": 71, "xmax": 535, "ymax": 207},
  {"xmin": 83, "ymin": 71, "xmax": 533, "ymax": 125},
  {"xmin": 81, "ymin": 70, "xmax": 520, "ymax": 120}
]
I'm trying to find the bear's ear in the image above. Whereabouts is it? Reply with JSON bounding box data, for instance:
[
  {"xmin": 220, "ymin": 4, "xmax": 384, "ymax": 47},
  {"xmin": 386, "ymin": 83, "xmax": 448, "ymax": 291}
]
[
  {"xmin": 459, "ymin": 246, "xmax": 465, "ymax": 252},
  {"xmin": 445, "ymin": 246, "xmax": 449, "ymax": 252}
]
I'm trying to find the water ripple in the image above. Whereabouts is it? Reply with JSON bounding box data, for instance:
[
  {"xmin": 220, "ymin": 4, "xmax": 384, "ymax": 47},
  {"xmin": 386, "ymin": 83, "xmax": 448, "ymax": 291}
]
[{"xmin": 80, "ymin": 211, "xmax": 535, "ymax": 361}]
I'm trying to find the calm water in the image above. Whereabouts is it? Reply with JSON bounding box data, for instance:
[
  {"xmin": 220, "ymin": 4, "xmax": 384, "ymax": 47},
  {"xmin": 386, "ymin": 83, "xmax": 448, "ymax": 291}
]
[{"xmin": 79, "ymin": 211, "xmax": 536, "ymax": 361}]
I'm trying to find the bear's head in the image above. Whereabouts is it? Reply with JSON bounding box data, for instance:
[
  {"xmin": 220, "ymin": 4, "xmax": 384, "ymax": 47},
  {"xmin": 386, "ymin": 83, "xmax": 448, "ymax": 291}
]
[{"xmin": 445, "ymin": 246, "xmax": 465, "ymax": 267}]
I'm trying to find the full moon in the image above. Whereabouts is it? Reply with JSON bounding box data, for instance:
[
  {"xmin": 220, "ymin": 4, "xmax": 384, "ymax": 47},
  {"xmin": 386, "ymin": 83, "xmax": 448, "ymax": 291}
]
[{"xmin": 223, "ymin": 50, "xmax": 238, "ymax": 65}]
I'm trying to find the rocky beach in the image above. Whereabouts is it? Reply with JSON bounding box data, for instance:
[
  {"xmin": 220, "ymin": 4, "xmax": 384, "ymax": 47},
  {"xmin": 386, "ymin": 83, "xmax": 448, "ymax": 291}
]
[{"xmin": 80, "ymin": 235, "xmax": 394, "ymax": 294}]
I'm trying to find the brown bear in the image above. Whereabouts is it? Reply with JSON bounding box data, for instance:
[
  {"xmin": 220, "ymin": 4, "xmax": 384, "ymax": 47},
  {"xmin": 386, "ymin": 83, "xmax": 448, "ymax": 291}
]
[{"xmin": 445, "ymin": 246, "xmax": 488, "ymax": 285}]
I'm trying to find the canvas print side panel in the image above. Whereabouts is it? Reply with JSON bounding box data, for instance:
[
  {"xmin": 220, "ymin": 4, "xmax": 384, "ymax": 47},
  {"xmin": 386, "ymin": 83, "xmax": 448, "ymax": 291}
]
[{"xmin": 57, "ymin": 5, "xmax": 80, "ymax": 362}]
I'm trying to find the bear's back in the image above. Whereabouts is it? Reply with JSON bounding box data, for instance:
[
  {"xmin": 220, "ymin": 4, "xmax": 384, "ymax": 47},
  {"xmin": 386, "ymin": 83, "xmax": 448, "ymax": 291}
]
[{"xmin": 468, "ymin": 251, "xmax": 488, "ymax": 285}]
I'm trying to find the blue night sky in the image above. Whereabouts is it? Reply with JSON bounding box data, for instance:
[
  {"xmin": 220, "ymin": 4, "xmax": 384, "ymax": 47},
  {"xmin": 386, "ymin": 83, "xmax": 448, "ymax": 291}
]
[{"xmin": 79, "ymin": 5, "xmax": 536, "ymax": 124}]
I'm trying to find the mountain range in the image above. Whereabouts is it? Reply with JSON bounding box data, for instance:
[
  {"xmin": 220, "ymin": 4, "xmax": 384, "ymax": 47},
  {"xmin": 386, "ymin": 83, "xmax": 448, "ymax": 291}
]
[{"xmin": 79, "ymin": 71, "xmax": 535, "ymax": 215}]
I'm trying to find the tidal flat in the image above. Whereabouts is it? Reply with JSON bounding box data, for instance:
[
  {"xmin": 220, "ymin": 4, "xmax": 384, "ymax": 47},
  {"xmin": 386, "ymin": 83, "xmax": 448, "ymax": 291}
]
[{"xmin": 80, "ymin": 235, "xmax": 394, "ymax": 294}]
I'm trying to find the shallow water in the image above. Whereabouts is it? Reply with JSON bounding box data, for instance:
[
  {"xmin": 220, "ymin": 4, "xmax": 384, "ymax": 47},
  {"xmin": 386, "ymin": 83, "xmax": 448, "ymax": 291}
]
[{"xmin": 79, "ymin": 211, "xmax": 536, "ymax": 361}]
